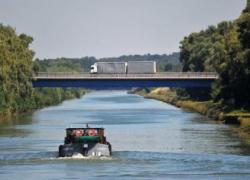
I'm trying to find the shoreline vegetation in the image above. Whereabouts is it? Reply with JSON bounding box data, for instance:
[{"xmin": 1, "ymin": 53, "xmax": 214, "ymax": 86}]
[
  {"xmin": 0, "ymin": 24, "xmax": 86, "ymax": 122},
  {"xmin": 132, "ymin": 87, "xmax": 250, "ymax": 145},
  {"xmin": 0, "ymin": 88, "xmax": 86, "ymax": 123}
]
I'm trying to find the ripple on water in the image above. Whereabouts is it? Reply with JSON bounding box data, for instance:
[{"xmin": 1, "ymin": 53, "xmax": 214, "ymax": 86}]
[
  {"xmin": 0, "ymin": 151, "xmax": 250, "ymax": 179},
  {"xmin": 1, "ymin": 91, "xmax": 250, "ymax": 179}
]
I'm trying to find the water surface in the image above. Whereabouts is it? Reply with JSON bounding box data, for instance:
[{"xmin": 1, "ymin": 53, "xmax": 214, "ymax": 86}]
[{"xmin": 0, "ymin": 91, "xmax": 249, "ymax": 179}]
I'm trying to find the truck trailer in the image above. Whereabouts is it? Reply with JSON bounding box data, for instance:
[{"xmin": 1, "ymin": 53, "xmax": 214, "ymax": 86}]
[{"xmin": 127, "ymin": 61, "xmax": 156, "ymax": 74}]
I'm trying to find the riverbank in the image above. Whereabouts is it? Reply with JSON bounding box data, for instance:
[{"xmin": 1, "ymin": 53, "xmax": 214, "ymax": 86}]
[
  {"xmin": 0, "ymin": 88, "xmax": 87, "ymax": 123},
  {"xmin": 132, "ymin": 88, "xmax": 250, "ymax": 145}
]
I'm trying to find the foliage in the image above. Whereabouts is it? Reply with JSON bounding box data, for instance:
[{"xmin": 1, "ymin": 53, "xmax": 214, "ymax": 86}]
[
  {"xmin": 179, "ymin": 1, "xmax": 250, "ymax": 108},
  {"xmin": 37, "ymin": 52, "xmax": 181, "ymax": 72},
  {"xmin": 0, "ymin": 24, "xmax": 85, "ymax": 120},
  {"xmin": 33, "ymin": 88, "xmax": 85, "ymax": 108},
  {"xmin": 0, "ymin": 24, "xmax": 35, "ymax": 113}
]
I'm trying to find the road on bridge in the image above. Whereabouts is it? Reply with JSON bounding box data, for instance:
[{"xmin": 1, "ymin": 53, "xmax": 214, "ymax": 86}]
[{"xmin": 32, "ymin": 72, "xmax": 218, "ymax": 89}]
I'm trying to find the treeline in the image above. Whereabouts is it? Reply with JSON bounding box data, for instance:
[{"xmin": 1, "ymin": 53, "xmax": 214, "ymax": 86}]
[
  {"xmin": 37, "ymin": 52, "xmax": 181, "ymax": 72},
  {"xmin": 0, "ymin": 24, "xmax": 85, "ymax": 120},
  {"xmin": 100, "ymin": 53, "xmax": 181, "ymax": 71},
  {"xmin": 179, "ymin": 0, "xmax": 250, "ymax": 108}
]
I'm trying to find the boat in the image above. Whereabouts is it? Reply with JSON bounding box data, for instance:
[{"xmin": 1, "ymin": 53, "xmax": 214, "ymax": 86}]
[{"xmin": 58, "ymin": 127, "xmax": 112, "ymax": 157}]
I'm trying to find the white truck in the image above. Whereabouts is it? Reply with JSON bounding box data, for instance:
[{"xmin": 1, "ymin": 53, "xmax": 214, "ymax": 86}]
[{"xmin": 90, "ymin": 61, "xmax": 156, "ymax": 74}]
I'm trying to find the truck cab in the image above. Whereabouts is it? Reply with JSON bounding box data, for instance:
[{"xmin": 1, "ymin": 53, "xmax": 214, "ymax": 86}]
[{"xmin": 90, "ymin": 63, "xmax": 97, "ymax": 74}]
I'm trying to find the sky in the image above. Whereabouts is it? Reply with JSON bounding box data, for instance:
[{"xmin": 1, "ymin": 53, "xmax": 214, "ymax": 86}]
[{"xmin": 0, "ymin": 0, "xmax": 246, "ymax": 59}]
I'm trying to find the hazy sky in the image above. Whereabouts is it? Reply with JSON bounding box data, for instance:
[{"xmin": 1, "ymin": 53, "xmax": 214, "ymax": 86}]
[{"xmin": 0, "ymin": 0, "xmax": 246, "ymax": 59}]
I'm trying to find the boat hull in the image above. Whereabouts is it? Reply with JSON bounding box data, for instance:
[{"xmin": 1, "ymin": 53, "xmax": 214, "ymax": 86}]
[{"xmin": 58, "ymin": 143, "xmax": 111, "ymax": 157}]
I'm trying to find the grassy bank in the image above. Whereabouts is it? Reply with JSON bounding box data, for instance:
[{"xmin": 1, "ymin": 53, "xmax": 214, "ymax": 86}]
[
  {"xmin": 0, "ymin": 88, "xmax": 87, "ymax": 123},
  {"xmin": 133, "ymin": 88, "xmax": 250, "ymax": 144}
]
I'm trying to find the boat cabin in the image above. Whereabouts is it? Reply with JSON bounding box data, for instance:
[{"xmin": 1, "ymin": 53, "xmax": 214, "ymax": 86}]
[{"xmin": 64, "ymin": 128, "xmax": 107, "ymax": 144}]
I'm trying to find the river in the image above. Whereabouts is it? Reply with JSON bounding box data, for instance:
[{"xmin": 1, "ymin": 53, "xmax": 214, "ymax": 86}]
[{"xmin": 0, "ymin": 91, "xmax": 249, "ymax": 179}]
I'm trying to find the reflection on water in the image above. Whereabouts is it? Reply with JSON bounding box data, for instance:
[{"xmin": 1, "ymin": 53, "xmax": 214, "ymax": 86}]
[{"xmin": 0, "ymin": 91, "xmax": 249, "ymax": 179}]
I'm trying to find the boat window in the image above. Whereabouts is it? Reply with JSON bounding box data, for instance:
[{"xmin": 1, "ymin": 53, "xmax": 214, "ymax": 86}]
[
  {"xmin": 88, "ymin": 129, "xmax": 98, "ymax": 136},
  {"xmin": 72, "ymin": 129, "xmax": 84, "ymax": 136}
]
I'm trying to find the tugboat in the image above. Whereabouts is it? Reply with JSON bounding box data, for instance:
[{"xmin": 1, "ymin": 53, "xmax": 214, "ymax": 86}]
[{"xmin": 58, "ymin": 126, "xmax": 112, "ymax": 157}]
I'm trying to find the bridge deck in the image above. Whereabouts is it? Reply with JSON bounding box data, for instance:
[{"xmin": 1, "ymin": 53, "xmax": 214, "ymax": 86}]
[
  {"xmin": 34, "ymin": 72, "xmax": 218, "ymax": 80},
  {"xmin": 32, "ymin": 72, "xmax": 218, "ymax": 88}
]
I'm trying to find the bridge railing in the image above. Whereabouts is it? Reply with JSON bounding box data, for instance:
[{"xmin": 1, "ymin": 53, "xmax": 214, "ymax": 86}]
[{"xmin": 34, "ymin": 72, "xmax": 218, "ymax": 79}]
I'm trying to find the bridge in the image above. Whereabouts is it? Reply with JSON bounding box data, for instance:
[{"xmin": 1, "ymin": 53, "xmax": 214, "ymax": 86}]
[{"xmin": 32, "ymin": 72, "xmax": 218, "ymax": 89}]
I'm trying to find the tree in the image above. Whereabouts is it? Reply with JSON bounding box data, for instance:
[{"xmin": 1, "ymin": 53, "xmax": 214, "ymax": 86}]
[{"xmin": 178, "ymin": 0, "xmax": 250, "ymax": 107}]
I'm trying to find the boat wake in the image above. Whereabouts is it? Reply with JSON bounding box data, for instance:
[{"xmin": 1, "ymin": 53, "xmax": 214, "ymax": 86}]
[
  {"xmin": 58, "ymin": 152, "xmax": 114, "ymax": 160},
  {"xmin": 0, "ymin": 151, "xmax": 115, "ymax": 164}
]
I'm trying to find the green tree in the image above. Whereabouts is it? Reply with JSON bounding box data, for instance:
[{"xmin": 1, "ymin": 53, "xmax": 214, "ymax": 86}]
[
  {"xmin": 179, "ymin": 0, "xmax": 250, "ymax": 108},
  {"xmin": 0, "ymin": 24, "xmax": 85, "ymax": 120}
]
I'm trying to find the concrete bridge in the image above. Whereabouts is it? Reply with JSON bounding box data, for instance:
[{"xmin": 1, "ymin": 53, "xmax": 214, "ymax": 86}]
[{"xmin": 32, "ymin": 72, "xmax": 218, "ymax": 89}]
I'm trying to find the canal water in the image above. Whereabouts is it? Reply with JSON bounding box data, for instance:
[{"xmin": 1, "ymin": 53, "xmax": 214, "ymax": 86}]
[{"xmin": 0, "ymin": 91, "xmax": 249, "ymax": 179}]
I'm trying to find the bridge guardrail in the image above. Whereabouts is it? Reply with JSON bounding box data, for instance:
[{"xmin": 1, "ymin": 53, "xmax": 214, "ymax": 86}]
[{"xmin": 34, "ymin": 72, "xmax": 219, "ymax": 79}]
